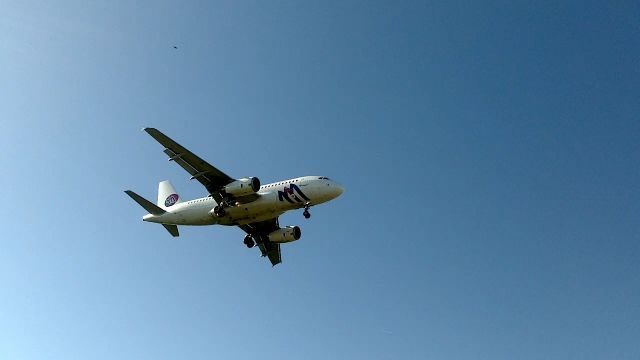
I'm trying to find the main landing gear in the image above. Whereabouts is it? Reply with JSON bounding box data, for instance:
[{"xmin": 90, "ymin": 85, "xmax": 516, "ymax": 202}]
[
  {"xmin": 213, "ymin": 205, "xmax": 226, "ymax": 217},
  {"xmin": 303, "ymin": 202, "xmax": 311, "ymax": 219},
  {"xmin": 243, "ymin": 235, "xmax": 255, "ymax": 248}
]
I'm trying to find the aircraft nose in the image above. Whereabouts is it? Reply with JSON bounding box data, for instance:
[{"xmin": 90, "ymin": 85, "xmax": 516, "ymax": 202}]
[{"xmin": 332, "ymin": 181, "xmax": 344, "ymax": 198}]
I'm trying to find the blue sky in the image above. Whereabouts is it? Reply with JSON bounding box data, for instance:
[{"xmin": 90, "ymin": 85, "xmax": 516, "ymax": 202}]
[{"xmin": 1, "ymin": 1, "xmax": 639, "ymax": 359}]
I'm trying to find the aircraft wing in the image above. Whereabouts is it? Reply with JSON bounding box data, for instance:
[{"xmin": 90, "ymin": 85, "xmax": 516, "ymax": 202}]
[
  {"xmin": 143, "ymin": 128, "xmax": 234, "ymax": 199},
  {"xmin": 239, "ymin": 218, "xmax": 282, "ymax": 266}
]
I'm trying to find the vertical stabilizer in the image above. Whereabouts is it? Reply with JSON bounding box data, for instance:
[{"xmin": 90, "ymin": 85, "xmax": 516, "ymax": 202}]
[{"xmin": 158, "ymin": 180, "xmax": 181, "ymax": 209}]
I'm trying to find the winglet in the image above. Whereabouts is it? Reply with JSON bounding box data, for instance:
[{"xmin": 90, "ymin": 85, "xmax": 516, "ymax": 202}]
[
  {"xmin": 124, "ymin": 190, "xmax": 166, "ymax": 216},
  {"xmin": 143, "ymin": 127, "xmax": 159, "ymax": 137}
]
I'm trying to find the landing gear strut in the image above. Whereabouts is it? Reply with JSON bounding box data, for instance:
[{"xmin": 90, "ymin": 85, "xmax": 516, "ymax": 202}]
[
  {"xmin": 243, "ymin": 235, "xmax": 255, "ymax": 248},
  {"xmin": 303, "ymin": 202, "xmax": 311, "ymax": 219}
]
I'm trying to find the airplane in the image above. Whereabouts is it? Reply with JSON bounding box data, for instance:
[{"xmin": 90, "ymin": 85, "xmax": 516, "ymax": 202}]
[{"xmin": 124, "ymin": 128, "xmax": 344, "ymax": 266}]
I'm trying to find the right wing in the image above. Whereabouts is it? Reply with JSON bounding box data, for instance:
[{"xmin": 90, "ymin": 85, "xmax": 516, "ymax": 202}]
[
  {"xmin": 143, "ymin": 128, "xmax": 234, "ymax": 200},
  {"xmin": 239, "ymin": 218, "xmax": 282, "ymax": 266}
]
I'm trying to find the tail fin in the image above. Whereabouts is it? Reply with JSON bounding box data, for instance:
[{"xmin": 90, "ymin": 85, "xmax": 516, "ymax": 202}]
[
  {"xmin": 158, "ymin": 180, "xmax": 181, "ymax": 209},
  {"xmin": 124, "ymin": 190, "xmax": 166, "ymax": 215}
]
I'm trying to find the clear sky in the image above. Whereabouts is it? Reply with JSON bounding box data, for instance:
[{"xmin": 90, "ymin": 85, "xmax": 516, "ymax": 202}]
[{"xmin": 1, "ymin": 1, "xmax": 639, "ymax": 359}]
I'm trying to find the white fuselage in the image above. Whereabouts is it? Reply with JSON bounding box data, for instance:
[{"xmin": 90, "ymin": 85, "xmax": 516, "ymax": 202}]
[{"xmin": 143, "ymin": 176, "xmax": 343, "ymax": 226}]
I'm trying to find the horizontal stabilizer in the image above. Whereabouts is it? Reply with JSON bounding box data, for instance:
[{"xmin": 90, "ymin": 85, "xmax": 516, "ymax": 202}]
[
  {"xmin": 124, "ymin": 190, "xmax": 166, "ymax": 215},
  {"xmin": 162, "ymin": 224, "xmax": 179, "ymax": 237}
]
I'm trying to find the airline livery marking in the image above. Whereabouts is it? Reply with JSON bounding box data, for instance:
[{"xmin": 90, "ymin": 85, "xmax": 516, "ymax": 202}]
[
  {"xmin": 277, "ymin": 184, "xmax": 310, "ymax": 203},
  {"xmin": 165, "ymin": 194, "xmax": 179, "ymax": 207}
]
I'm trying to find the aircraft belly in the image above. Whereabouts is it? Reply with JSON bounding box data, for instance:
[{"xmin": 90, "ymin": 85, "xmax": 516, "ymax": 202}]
[
  {"xmin": 236, "ymin": 210, "xmax": 286, "ymax": 225},
  {"xmin": 165, "ymin": 206, "xmax": 217, "ymax": 225},
  {"xmin": 226, "ymin": 193, "xmax": 286, "ymax": 224},
  {"xmin": 187, "ymin": 207, "xmax": 217, "ymax": 225},
  {"xmin": 159, "ymin": 187, "xmax": 330, "ymax": 226}
]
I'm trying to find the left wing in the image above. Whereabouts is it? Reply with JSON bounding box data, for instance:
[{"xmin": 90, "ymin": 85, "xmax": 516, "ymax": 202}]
[
  {"xmin": 239, "ymin": 218, "xmax": 282, "ymax": 266},
  {"xmin": 143, "ymin": 128, "xmax": 234, "ymax": 200}
]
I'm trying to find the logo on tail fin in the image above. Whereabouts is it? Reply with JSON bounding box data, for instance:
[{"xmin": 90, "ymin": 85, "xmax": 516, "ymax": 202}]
[{"xmin": 165, "ymin": 194, "xmax": 179, "ymax": 207}]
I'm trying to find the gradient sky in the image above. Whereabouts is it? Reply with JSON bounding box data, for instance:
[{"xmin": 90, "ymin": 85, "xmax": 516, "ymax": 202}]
[{"xmin": 1, "ymin": 1, "xmax": 639, "ymax": 359}]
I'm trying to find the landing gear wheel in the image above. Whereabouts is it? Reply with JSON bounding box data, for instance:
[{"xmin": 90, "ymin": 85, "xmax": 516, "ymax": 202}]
[
  {"xmin": 243, "ymin": 235, "xmax": 255, "ymax": 248},
  {"xmin": 303, "ymin": 203, "xmax": 311, "ymax": 219},
  {"xmin": 214, "ymin": 205, "xmax": 226, "ymax": 217}
]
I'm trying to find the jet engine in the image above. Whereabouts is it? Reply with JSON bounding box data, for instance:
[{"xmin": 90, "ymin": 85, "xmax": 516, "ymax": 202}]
[
  {"xmin": 223, "ymin": 177, "xmax": 260, "ymax": 196},
  {"xmin": 268, "ymin": 226, "xmax": 301, "ymax": 243}
]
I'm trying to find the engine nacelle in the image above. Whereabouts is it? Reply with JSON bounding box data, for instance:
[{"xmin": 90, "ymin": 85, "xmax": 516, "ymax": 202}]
[
  {"xmin": 268, "ymin": 226, "xmax": 301, "ymax": 243},
  {"xmin": 223, "ymin": 177, "xmax": 260, "ymax": 196}
]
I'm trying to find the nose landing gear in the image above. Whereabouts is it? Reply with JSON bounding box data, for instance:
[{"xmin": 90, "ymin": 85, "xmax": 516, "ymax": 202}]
[
  {"xmin": 303, "ymin": 202, "xmax": 311, "ymax": 219},
  {"xmin": 243, "ymin": 235, "xmax": 255, "ymax": 248}
]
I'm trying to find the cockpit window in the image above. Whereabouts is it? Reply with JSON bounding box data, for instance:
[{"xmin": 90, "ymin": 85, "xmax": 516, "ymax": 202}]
[{"xmin": 318, "ymin": 177, "xmax": 330, "ymax": 180}]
